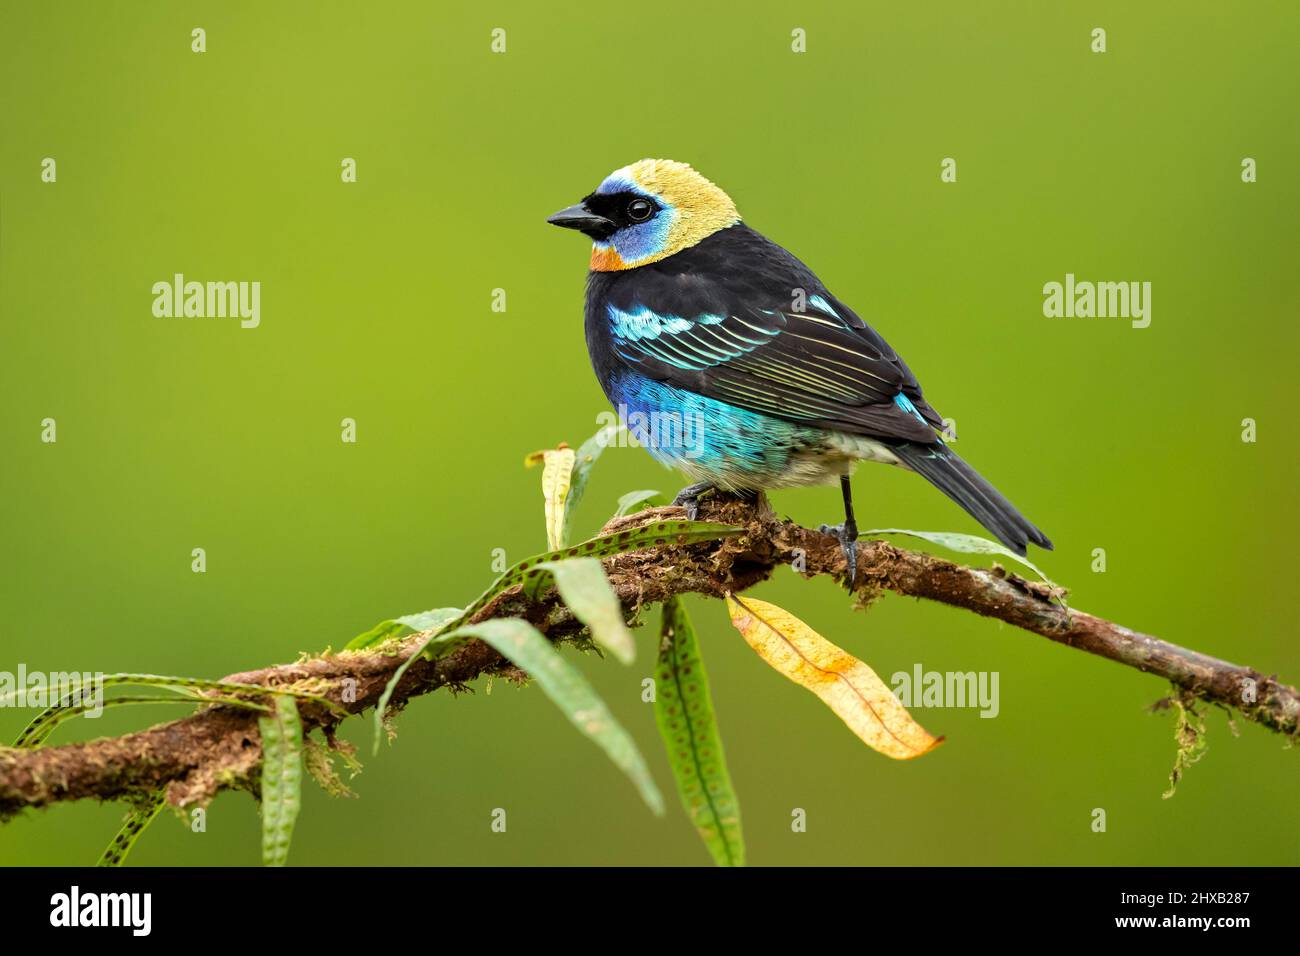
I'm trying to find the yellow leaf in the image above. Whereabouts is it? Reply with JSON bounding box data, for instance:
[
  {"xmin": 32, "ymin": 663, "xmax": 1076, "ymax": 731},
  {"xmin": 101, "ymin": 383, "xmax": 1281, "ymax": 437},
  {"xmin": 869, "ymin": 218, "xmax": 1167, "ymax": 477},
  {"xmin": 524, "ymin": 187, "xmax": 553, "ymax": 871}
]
[
  {"xmin": 526, "ymin": 444, "xmax": 576, "ymax": 549},
  {"xmin": 725, "ymin": 594, "xmax": 943, "ymax": 760}
]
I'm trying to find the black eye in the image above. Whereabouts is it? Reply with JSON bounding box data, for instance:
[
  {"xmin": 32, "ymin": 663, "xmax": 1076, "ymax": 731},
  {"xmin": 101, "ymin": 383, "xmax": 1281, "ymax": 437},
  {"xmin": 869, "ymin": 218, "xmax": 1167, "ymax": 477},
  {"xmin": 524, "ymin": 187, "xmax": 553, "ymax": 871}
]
[{"xmin": 627, "ymin": 198, "xmax": 654, "ymax": 222}]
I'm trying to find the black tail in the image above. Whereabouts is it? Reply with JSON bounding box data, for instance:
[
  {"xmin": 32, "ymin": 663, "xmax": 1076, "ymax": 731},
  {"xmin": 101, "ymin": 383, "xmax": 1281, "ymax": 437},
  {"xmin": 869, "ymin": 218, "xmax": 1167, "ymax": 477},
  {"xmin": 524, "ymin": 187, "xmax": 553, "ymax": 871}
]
[{"xmin": 892, "ymin": 443, "xmax": 1052, "ymax": 555}]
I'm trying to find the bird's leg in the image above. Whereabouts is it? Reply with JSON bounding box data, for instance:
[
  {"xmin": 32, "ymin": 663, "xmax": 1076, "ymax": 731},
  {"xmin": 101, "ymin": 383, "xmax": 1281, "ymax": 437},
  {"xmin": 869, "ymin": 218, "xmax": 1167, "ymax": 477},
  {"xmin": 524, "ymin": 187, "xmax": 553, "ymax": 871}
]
[
  {"xmin": 819, "ymin": 475, "xmax": 860, "ymax": 587},
  {"xmin": 672, "ymin": 481, "xmax": 718, "ymax": 521}
]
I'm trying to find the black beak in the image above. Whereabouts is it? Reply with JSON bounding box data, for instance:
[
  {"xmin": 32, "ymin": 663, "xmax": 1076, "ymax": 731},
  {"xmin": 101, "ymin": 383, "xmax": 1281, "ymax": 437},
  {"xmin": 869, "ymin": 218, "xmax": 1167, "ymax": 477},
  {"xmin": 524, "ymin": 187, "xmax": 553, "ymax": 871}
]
[{"xmin": 547, "ymin": 202, "xmax": 616, "ymax": 241}]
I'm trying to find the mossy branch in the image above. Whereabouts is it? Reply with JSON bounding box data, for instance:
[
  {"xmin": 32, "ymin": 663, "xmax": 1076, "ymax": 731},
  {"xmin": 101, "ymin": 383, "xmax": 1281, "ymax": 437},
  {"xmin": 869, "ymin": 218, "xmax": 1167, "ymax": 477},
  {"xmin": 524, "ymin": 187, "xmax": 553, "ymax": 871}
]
[{"xmin": 0, "ymin": 495, "xmax": 1295, "ymax": 818}]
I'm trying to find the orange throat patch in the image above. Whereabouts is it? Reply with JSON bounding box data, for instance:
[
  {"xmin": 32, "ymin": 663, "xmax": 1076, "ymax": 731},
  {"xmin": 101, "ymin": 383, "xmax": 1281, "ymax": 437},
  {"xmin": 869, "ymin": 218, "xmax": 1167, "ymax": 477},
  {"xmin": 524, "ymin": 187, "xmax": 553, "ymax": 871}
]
[{"xmin": 589, "ymin": 244, "xmax": 628, "ymax": 272}]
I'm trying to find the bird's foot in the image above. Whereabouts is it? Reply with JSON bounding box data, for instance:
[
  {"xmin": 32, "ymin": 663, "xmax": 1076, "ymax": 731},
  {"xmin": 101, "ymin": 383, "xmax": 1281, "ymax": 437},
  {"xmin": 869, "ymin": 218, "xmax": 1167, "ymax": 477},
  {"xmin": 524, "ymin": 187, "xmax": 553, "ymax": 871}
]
[
  {"xmin": 671, "ymin": 484, "xmax": 757, "ymax": 521},
  {"xmin": 818, "ymin": 521, "xmax": 860, "ymax": 588},
  {"xmin": 672, "ymin": 482, "xmax": 717, "ymax": 522}
]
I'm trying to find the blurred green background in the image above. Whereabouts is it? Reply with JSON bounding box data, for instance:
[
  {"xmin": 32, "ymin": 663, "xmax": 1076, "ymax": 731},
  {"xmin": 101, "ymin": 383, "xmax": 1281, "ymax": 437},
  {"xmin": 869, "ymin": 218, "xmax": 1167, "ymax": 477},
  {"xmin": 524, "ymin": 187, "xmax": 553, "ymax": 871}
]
[{"xmin": 2, "ymin": 0, "xmax": 1296, "ymax": 866}]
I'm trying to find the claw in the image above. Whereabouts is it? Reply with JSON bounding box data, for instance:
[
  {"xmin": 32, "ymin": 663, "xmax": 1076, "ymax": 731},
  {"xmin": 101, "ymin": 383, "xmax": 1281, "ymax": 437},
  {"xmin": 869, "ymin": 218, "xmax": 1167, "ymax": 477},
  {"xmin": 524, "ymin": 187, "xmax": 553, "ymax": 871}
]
[
  {"xmin": 819, "ymin": 522, "xmax": 859, "ymax": 588},
  {"xmin": 672, "ymin": 481, "xmax": 715, "ymax": 522}
]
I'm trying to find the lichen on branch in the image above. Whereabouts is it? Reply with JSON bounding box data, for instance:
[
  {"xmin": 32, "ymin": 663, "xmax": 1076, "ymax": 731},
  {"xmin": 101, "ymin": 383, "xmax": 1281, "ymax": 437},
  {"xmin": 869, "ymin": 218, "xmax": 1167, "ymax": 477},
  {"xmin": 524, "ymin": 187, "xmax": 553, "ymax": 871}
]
[{"xmin": 0, "ymin": 495, "xmax": 1295, "ymax": 820}]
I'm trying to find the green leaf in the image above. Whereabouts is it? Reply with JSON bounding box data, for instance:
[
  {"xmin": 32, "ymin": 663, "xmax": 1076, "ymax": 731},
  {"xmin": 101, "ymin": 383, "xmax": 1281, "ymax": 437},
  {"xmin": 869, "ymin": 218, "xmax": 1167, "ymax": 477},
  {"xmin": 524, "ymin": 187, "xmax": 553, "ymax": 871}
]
[
  {"xmin": 97, "ymin": 790, "xmax": 166, "ymax": 867},
  {"xmin": 464, "ymin": 618, "xmax": 665, "ymax": 816},
  {"xmin": 615, "ymin": 489, "xmax": 664, "ymax": 516},
  {"xmin": 343, "ymin": 608, "xmax": 463, "ymax": 652},
  {"xmin": 452, "ymin": 520, "xmax": 741, "ymax": 634},
  {"xmin": 0, "ymin": 673, "xmax": 341, "ymax": 738},
  {"xmin": 527, "ymin": 558, "xmax": 636, "ymax": 665},
  {"xmin": 564, "ymin": 423, "xmax": 622, "ymax": 538},
  {"xmin": 367, "ymin": 609, "xmax": 479, "ymax": 751},
  {"xmin": 862, "ymin": 528, "xmax": 1057, "ymax": 587},
  {"xmin": 525, "ymin": 445, "xmax": 577, "ymax": 549},
  {"xmin": 370, "ymin": 520, "xmax": 742, "ymax": 751},
  {"xmin": 14, "ymin": 692, "xmax": 269, "ymax": 749},
  {"xmin": 344, "ymin": 619, "xmax": 407, "ymax": 651},
  {"xmin": 396, "ymin": 607, "xmax": 463, "ymax": 632},
  {"xmin": 525, "ymin": 424, "xmax": 623, "ymax": 549},
  {"xmin": 259, "ymin": 695, "xmax": 304, "ymax": 867},
  {"xmin": 654, "ymin": 597, "xmax": 745, "ymax": 866}
]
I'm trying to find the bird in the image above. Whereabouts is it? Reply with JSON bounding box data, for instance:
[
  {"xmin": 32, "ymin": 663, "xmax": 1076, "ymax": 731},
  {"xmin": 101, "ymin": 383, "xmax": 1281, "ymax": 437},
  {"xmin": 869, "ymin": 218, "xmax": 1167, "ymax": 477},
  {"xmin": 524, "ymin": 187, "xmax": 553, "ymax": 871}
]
[{"xmin": 547, "ymin": 159, "xmax": 1051, "ymax": 584}]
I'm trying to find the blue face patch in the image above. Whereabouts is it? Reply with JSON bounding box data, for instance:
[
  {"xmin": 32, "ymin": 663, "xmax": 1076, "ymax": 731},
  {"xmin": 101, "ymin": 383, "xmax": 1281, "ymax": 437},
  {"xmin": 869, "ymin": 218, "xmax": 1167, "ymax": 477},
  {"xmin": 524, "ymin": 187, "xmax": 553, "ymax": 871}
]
[
  {"xmin": 595, "ymin": 174, "xmax": 638, "ymax": 195},
  {"xmin": 592, "ymin": 175, "xmax": 677, "ymax": 264}
]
